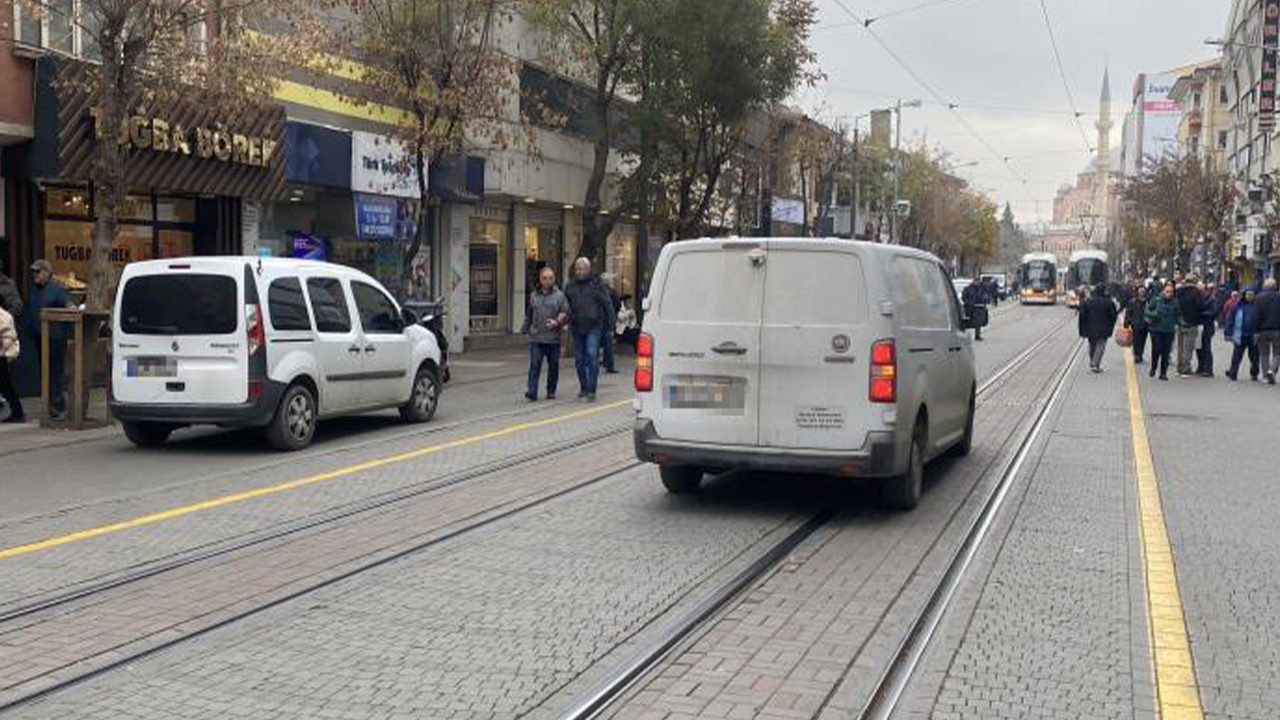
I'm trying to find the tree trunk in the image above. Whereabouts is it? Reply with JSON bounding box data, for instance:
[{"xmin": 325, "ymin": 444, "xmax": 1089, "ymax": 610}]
[
  {"xmin": 580, "ymin": 88, "xmax": 616, "ymax": 267},
  {"xmin": 88, "ymin": 57, "xmax": 127, "ymax": 312},
  {"xmin": 400, "ymin": 134, "xmax": 430, "ymax": 303}
]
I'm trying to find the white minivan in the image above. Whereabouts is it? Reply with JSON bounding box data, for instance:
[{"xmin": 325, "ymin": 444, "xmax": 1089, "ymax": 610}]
[
  {"xmin": 633, "ymin": 239, "xmax": 985, "ymax": 509},
  {"xmin": 112, "ymin": 257, "xmax": 443, "ymax": 451}
]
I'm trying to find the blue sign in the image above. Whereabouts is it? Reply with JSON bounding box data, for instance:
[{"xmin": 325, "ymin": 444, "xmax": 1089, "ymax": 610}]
[
  {"xmin": 284, "ymin": 122, "xmax": 352, "ymax": 189},
  {"xmin": 355, "ymin": 193, "xmax": 415, "ymax": 241},
  {"xmin": 290, "ymin": 233, "xmax": 328, "ymax": 261}
]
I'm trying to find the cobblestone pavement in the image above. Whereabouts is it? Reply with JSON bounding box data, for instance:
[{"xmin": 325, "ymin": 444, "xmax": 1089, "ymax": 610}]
[
  {"xmin": 1136, "ymin": 337, "xmax": 1280, "ymax": 720},
  {"xmin": 597, "ymin": 309, "xmax": 1081, "ymax": 720},
  {"xmin": 887, "ymin": 336, "xmax": 1151, "ymax": 720}
]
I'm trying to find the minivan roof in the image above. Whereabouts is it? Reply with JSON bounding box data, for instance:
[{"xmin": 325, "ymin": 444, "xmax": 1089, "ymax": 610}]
[
  {"xmin": 675, "ymin": 237, "xmax": 942, "ymax": 262},
  {"xmin": 121, "ymin": 257, "xmax": 372, "ymax": 278}
]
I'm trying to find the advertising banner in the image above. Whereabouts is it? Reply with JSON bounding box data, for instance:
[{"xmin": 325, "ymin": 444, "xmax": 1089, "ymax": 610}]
[
  {"xmin": 1263, "ymin": 0, "xmax": 1280, "ymax": 131},
  {"xmin": 772, "ymin": 197, "xmax": 805, "ymax": 225},
  {"xmin": 351, "ymin": 131, "xmax": 417, "ymax": 199},
  {"xmin": 355, "ymin": 193, "xmax": 415, "ymax": 240},
  {"xmin": 290, "ymin": 233, "xmax": 328, "ymax": 261},
  {"xmin": 1141, "ymin": 72, "xmax": 1183, "ymax": 164}
]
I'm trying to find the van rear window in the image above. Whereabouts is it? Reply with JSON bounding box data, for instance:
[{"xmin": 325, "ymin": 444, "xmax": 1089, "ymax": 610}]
[
  {"xmin": 660, "ymin": 251, "xmax": 763, "ymax": 324},
  {"xmin": 120, "ymin": 274, "xmax": 238, "ymax": 335},
  {"xmin": 763, "ymin": 251, "xmax": 868, "ymax": 325}
]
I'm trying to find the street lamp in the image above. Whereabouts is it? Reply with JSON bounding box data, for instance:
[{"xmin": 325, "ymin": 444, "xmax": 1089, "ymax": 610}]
[{"xmin": 891, "ymin": 99, "xmax": 924, "ymax": 245}]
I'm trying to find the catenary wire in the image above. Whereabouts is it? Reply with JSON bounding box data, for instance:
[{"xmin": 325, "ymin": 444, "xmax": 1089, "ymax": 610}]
[{"xmin": 1036, "ymin": 0, "xmax": 1095, "ymax": 154}]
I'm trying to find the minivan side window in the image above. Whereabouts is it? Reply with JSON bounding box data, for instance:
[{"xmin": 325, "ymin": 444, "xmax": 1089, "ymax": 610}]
[
  {"xmin": 306, "ymin": 278, "xmax": 352, "ymax": 333},
  {"xmin": 268, "ymin": 278, "xmax": 312, "ymax": 332},
  {"xmin": 888, "ymin": 258, "xmax": 927, "ymax": 328},
  {"xmin": 352, "ymin": 282, "xmax": 403, "ymax": 334},
  {"xmin": 938, "ymin": 266, "xmax": 964, "ymax": 329},
  {"xmin": 912, "ymin": 259, "xmax": 953, "ymax": 330}
]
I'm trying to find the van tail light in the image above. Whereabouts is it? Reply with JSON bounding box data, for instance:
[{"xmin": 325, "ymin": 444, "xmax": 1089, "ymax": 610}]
[
  {"xmin": 246, "ymin": 303, "xmax": 265, "ymax": 358},
  {"xmin": 870, "ymin": 339, "xmax": 897, "ymax": 404},
  {"xmin": 635, "ymin": 333, "xmax": 655, "ymax": 393},
  {"xmin": 248, "ymin": 381, "xmax": 263, "ymax": 403}
]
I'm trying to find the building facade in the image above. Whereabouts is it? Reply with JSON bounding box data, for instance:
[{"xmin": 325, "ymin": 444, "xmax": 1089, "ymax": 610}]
[{"xmin": 1170, "ymin": 60, "xmax": 1233, "ymax": 173}]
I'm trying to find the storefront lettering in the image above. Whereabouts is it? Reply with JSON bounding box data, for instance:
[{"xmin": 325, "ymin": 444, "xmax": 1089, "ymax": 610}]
[
  {"xmin": 89, "ymin": 108, "xmax": 278, "ymax": 168},
  {"xmin": 53, "ymin": 243, "xmax": 133, "ymax": 264}
]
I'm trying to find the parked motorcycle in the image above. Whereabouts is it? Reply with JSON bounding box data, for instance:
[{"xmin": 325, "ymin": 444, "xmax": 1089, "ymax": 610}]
[{"xmin": 402, "ymin": 299, "xmax": 451, "ymax": 384}]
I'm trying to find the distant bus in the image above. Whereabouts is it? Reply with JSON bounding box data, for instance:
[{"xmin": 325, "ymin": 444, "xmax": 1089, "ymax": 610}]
[
  {"xmin": 1064, "ymin": 250, "xmax": 1109, "ymax": 309},
  {"xmin": 1019, "ymin": 253, "xmax": 1058, "ymax": 305}
]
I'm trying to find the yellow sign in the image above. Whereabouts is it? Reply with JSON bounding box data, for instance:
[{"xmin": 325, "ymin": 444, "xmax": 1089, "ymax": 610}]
[{"xmin": 88, "ymin": 108, "xmax": 278, "ymax": 168}]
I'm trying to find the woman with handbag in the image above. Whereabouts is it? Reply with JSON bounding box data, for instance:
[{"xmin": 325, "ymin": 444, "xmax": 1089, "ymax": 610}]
[{"xmin": 1124, "ymin": 285, "xmax": 1150, "ymax": 363}]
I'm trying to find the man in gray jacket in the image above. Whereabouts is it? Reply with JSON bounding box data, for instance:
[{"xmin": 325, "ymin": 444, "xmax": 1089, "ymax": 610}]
[{"xmin": 522, "ymin": 267, "xmax": 570, "ymax": 401}]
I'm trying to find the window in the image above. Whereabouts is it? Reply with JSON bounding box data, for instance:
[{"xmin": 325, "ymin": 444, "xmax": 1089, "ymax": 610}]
[
  {"xmin": 1220, "ymin": 85, "xmax": 1230, "ymax": 105},
  {"xmin": 938, "ymin": 266, "xmax": 963, "ymax": 328},
  {"xmin": 268, "ymin": 278, "xmax": 312, "ymax": 332},
  {"xmin": 306, "ymin": 277, "xmax": 352, "ymax": 333},
  {"xmin": 659, "ymin": 250, "xmax": 763, "ymax": 324},
  {"xmin": 352, "ymin": 281, "xmax": 403, "ymax": 334},
  {"xmin": 1193, "ymin": 92, "xmax": 1202, "ymax": 110},
  {"xmin": 888, "ymin": 258, "xmax": 950, "ymax": 330},
  {"xmin": 763, "ymin": 251, "xmax": 868, "ymax": 326},
  {"xmin": 1219, "ymin": 130, "xmax": 1230, "ymax": 150},
  {"xmin": 120, "ymin": 274, "xmax": 238, "ymax": 336}
]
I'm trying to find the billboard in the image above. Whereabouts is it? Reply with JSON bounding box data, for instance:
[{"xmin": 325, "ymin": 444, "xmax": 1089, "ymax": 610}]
[
  {"xmin": 1140, "ymin": 72, "xmax": 1182, "ymax": 165},
  {"xmin": 1263, "ymin": 0, "xmax": 1279, "ymax": 131}
]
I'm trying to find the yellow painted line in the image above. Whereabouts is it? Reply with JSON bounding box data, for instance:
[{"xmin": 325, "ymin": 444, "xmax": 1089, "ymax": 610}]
[
  {"xmin": 1124, "ymin": 351, "xmax": 1205, "ymax": 720},
  {"xmin": 0, "ymin": 401, "xmax": 631, "ymax": 562}
]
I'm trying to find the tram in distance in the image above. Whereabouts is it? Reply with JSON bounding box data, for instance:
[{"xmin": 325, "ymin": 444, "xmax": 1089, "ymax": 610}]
[
  {"xmin": 1064, "ymin": 250, "xmax": 1109, "ymax": 309},
  {"xmin": 1018, "ymin": 252, "xmax": 1058, "ymax": 305}
]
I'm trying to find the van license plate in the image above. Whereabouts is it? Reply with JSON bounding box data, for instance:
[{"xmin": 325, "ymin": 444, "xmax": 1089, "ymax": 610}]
[
  {"xmin": 664, "ymin": 375, "xmax": 746, "ymax": 414},
  {"xmin": 127, "ymin": 357, "xmax": 177, "ymax": 378}
]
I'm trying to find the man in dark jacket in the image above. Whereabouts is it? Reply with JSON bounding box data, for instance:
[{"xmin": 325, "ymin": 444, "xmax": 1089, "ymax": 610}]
[
  {"xmin": 1174, "ymin": 276, "xmax": 1204, "ymax": 377},
  {"xmin": 24, "ymin": 260, "xmax": 73, "ymax": 418},
  {"xmin": 564, "ymin": 258, "xmax": 615, "ymax": 402},
  {"xmin": 1125, "ymin": 285, "xmax": 1150, "ymax": 364},
  {"xmin": 600, "ymin": 279, "xmax": 623, "ymax": 375},
  {"xmin": 961, "ymin": 281, "xmax": 986, "ymax": 341},
  {"xmin": 1079, "ymin": 284, "xmax": 1119, "ymax": 373},
  {"xmin": 521, "ymin": 268, "xmax": 570, "ymax": 401},
  {"xmin": 1195, "ymin": 282, "xmax": 1220, "ymax": 377},
  {"xmin": 1255, "ymin": 278, "xmax": 1280, "ymax": 384}
]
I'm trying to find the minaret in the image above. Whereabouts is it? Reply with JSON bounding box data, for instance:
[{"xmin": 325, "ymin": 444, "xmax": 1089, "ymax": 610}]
[{"xmin": 1093, "ymin": 67, "xmax": 1114, "ymax": 245}]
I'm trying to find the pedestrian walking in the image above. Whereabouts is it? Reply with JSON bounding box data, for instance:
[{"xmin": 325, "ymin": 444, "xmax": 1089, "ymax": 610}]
[
  {"xmin": 1224, "ymin": 287, "xmax": 1261, "ymax": 382},
  {"xmin": 1195, "ymin": 282, "xmax": 1220, "ymax": 377},
  {"xmin": 1079, "ymin": 283, "xmax": 1118, "ymax": 373},
  {"xmin": 564, "ymin": 258, "xmax": 615, "ymax": 402},
  {"xmin": 0, "ymin": 267, "xmax": 22, "ymax": 320},
  {"xmin": 0, "ymin": 299, "xmax": 23, "ymax": 423},
  {"xmin": 600, "ymin": 276, "xmax": 622, "ymax": 375},
  {"xmin": 1125, "ymin": 285, "xmax": 1151, "ymax": 364},
  {"xmin": 23, "ymin": 259, "xmax": 73, "ymax": 419},
  {"xmin": 615, "ymin": 294, "xmax": 639, "ymax": 349},
  {"xmin": 1254, "ymin": 278, "xmax": 1280, "ymax": 385},
  {"xmin": 1145, "ymin": 281, "xmax": 1180, "ymax": 381},
  {"xmin": 521, "ymin": 267, "xmax": 570, "ymax": 402},
  {"xmin": 961, "ymin": 280, "xmax": 986, "ymax": 342},
  {"xmin": 1175, "ymin": 276, "xmax": 1204, "ymax": 378}
]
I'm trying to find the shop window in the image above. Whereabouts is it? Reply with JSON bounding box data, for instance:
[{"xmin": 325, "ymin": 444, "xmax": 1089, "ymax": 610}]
[
  {"xmin": 469, "ymin": 218, "xmax": 510, "ymax": 335},
  {"xmin": 268, "ymin": 278, "xmax": 312, "ymax": 332},
  {"xmin": 157, "ymin": 198, "xmax": 197, "ymax": 223},
  {"xmin": 525, "ymin": 225, "xmax": 562, "ymax": 295},
  {"xmin": 46, "ymin": 188, "xmax": 91, "ymax": 217},
  {"xmin": 306, "ymin": 277, "xmax": 352, "ymax": 333},
  {"xmin": 607, "ymin": 230, "xmax": 637, "ymax": 302},
  {"xmin": 352, "ymin": 282, "xmax": 402, "ymax": 334}
]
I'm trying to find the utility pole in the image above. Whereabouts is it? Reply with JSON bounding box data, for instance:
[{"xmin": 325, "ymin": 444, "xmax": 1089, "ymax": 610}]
[{"xmin": 889, "ymin": 100, "xmax": 922, "ymax": 245}]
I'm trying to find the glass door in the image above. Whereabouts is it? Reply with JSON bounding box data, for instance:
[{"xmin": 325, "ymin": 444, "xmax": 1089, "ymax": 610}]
[{"xmin": 469, "ymin": 218, "xmax": 510, "ymax": 335}]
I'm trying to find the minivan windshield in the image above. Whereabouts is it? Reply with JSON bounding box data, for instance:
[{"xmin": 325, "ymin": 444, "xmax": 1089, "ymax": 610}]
[{"xmin": 120, "ymin": 274, "xmax": 238, "ymax": 335}]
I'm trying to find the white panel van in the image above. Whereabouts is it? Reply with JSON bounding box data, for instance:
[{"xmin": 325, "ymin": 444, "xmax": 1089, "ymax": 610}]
[
  {"xmin": 633, "ymin": 239, "xmax": 985, "ymax": 509},
  {"xmin": 111, "ymin": 258, "xmax": 442, "ymax": 451}
]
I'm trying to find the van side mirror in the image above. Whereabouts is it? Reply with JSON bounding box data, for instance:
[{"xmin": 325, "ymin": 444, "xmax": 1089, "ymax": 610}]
[
  {"xmin": 642, "ymin": 297, "xmax": 651, "ymax": 313},
  {"xmin": 401, "ymin": 308, "xmax": 419, "ymax": 329}
]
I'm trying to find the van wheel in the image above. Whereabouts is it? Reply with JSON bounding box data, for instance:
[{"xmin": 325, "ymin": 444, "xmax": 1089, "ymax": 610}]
[
  {"xmin": 400, "ymin": 365, "xmax": 440, "ymax": 423},
  {"xmin": 266, "ymin": 384, "xmax": 316, "ymax": 451},
  {"xmin": 660, "ymin": 466, "xmax": 704, "ymax": 495},
  {"xmin": 949, "ymin": 389, "xmax": 976, "ymax": 457},
  {"xmin": 122, "ymin": 421, "xmax": 173, "ymax": 448},
  {"xmin": 883, "ymin": 421, "xmax": 926, "ymax": 510}
]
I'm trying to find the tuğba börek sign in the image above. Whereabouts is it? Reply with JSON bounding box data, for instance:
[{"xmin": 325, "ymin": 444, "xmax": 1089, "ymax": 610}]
[{"xmin": 88, "ymin": 107, "xmax": 279, "ymax": 168}]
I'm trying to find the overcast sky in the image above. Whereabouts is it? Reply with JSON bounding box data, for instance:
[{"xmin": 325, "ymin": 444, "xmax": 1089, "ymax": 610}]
[{"xmin": 798, "ymin": 0, "xmax": 1230, "ymax": 225}]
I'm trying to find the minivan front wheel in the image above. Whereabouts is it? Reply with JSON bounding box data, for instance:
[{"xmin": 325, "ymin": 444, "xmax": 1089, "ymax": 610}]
[
  {"xmin": 399, "ymin": 365, "xmax": 440, "ymax": 424},
  {"xmin": 883, "ymin": 422, "xmax": 925, "ymax": 510},
  {"xmin": 122, "ymin": 421, "xmax": 174, "ymax": 448},
  {"xmin": 660, "ymin": 465, "xmax": 704, "ymax": 495},
  {"xmin": 267, "ymin": 384, "xmax": 317, "ymax": 451}
]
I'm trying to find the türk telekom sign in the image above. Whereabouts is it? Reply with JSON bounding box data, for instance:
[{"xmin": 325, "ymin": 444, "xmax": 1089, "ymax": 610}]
[{"xmin": 1262, "ymin": 0, "xmax": 1280, "ymax": 131}]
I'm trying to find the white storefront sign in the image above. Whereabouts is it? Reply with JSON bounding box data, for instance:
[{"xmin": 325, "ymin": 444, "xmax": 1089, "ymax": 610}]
[{"xmin": 351, "ymin": 131, "xmax": 419, "ymax": 199}]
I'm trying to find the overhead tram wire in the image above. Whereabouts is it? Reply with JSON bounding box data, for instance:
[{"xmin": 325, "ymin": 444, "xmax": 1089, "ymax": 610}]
[
  {"xmin": 1036, "ymin": 0, "xmax": 1094, "ymax": 154},
  {"xmin": 816, "ymin": 0, "xmax": 982, "ymax": 30},
  {"xmin": 827, "ymin": 0, "xmax": 1038, "ymax": 205},
  {"xmin": 823, "ymin": 86, "xmax": 1098, "ymax": 117}
]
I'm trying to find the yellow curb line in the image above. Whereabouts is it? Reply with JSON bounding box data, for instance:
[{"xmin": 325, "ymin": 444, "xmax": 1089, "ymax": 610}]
[
  {"xmin": 1124, "ymin": 351, "xmax": 1205, "ymax": 720},
  {"xmin": 0, "ymin": 400, "xmax": 631, "ymax": 562}
]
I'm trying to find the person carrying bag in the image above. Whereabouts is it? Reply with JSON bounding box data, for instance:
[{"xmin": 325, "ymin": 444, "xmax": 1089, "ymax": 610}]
[{"xmin": 0, "ymin": 303, "xmax": 24, "ymax": 423}]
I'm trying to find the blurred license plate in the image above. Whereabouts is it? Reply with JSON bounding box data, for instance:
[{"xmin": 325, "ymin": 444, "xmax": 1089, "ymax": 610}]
[
  {"xmin": 127, "ymin": 357, "xmax": 177, "ymax": 378},
  {"xmin": 664, "ymin": 375, "xmax": 746, "ymax": 415}
]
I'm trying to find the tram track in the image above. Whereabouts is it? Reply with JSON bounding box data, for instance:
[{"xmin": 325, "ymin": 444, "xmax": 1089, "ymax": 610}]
[{"xmin": 553, "ymin": 317, "xmax": 1077, "ymax": 720}]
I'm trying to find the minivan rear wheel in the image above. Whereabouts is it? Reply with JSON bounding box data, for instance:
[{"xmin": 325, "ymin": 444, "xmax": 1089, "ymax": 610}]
[
  {"xmin": 883, "ymin": 422, "xmax": 925, "ymax": 510},
  {"xmin": 266, "ymin": 384, "xmax": 317, "ymax": 451},
  {"xmin": 660, "ymin": 465, "xmax": 704, "ymax": 495},
  {"xmin": 122, "ymin": 421, "xmax": 174, "ymax": 448}
]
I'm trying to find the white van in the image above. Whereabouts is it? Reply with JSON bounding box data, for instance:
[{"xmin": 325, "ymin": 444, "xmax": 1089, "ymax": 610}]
[
  {"xmin": 111, "ymin": 257, "xmax": 443, "ymax": 451},
  {"xmin": 633, "ymin": 239, "xmax": 984, "ymax": 509}
]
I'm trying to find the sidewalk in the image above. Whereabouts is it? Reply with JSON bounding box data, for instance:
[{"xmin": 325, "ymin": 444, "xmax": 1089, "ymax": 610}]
[{"xmin": 0, "ymin": 345, "xmax": 557, "ymax": 459}]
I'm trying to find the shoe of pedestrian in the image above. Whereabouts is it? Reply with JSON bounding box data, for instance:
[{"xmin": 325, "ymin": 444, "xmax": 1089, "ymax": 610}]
[
  {"xmin": 1149, "ymin": 368, "xmax": 1157, "ymax": 378},
  {"xmin": 1251, "ymin": 375, "xmax": 1260, "ymax": 382},
  {"xmin": 1226, "ymin": 371, "xmax": 1237, "ymax": 382},
  {"xmin": 1268, "ymin": 374, "xmax": 1277, "ymax": 386},
  {"xmin": 587, "ymin": 393, "xmax": 597, "ymax": 402},
  {"xmin": 525, "ymin": 393, "xmax": 537, "ymax": 402},
  {"xmin": 605, "ymin": 369, "xmax": 619, "ymax": 375},
  {"xmin": 1134, "ymin": 358, "xmax": 1144, "ymax": 364},
  {"xmin": 2, "ymin": 414, "xmax": 25, "ymax": 424},
  {"xmin": 547, "ymin": 393, "xmax": 557, "ymax": 400},
  {"xmin": 1159, "ymin": 376, "xmax": 1169, "ymax": 381},
  {"xmin": 578, "ymin": 391, "xmax": 587, "ymax": 399}
]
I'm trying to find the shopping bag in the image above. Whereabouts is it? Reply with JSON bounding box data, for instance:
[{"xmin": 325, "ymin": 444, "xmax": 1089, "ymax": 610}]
[{"xmin": 1115, "ymin": 327, "xmax": 1134, "ymax": 348}]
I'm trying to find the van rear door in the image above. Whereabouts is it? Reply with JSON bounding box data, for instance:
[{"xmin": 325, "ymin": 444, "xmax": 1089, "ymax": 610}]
[
  {"xmin": 757, "ymin": 245, "xmax": 877, "ymax": 451},
  {"xmin": 114, "ymin": 265, "xmax": 248, "ymax": 405},
  {"xmin": 649, "ymin": 242, "xmax": 766, "ymax": 447}
]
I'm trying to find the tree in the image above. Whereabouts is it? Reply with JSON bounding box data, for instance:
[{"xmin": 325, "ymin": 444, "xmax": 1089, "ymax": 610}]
[
  {"xmin": 997, "ymin": 203, "xmax": 1027, "ymax": 270},
  {"xmin": 896, "ymin": 144, "xmax": 996, "ymax": 273},
  {"xmin": 346, "ymin": 0, "xmax": 514, "ymax": 300},
  {"xmin": 13, "ymin": 0, "xmax": 328, "ymax": 310},
  {"xmin": 788, "ymin": 115, "xmax": 852, "ymax": 237},
  {"xmin": 632, "ymin": 0, "xmax": 817, "ymax": 240},
  {"xmin": 1120, "ymin": 155, "xmax": 1237, "ymax": 275},
  {"xmin": 528, "ymin": 0, "xmax": 641, "ymax": 264}
]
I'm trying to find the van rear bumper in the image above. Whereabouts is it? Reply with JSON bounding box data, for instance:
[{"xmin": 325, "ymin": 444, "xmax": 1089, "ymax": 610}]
[
  {"xmin": 633, "ymin": 420, "xmax": 902, "ymax": 478},
  {"xmin": 110, "ymin": 381, "xmax": 285, "ymax": 428}
]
